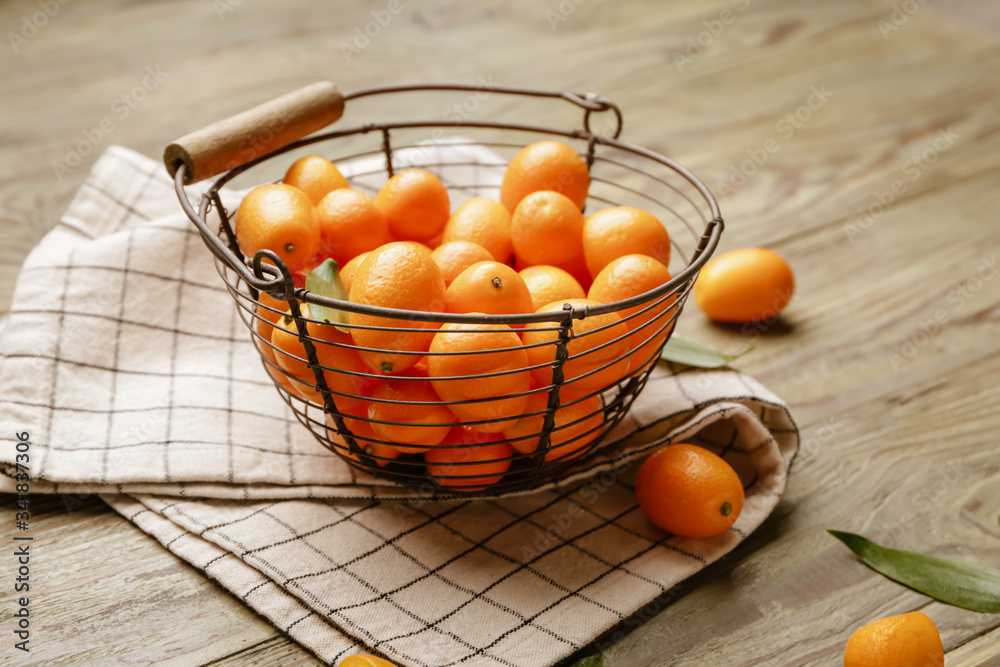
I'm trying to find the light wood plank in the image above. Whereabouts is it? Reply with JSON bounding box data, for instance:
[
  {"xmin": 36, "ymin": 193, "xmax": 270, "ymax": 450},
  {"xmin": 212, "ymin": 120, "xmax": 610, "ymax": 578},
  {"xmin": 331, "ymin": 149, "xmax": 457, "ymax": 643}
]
[
  {"xmin": 947, "ymin": 625, "xmax": 1000, "ymax": 667},
  {"xmin": 201, "ymin": 636, "xmax": 324, "ymax": 667}
]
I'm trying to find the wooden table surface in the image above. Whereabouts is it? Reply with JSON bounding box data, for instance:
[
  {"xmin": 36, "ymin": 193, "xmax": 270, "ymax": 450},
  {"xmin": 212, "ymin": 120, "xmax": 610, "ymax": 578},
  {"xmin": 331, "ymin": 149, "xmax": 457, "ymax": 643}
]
[{"xmin": 3, "ymin": 0, "xmax": 1000, "ymax": 665}]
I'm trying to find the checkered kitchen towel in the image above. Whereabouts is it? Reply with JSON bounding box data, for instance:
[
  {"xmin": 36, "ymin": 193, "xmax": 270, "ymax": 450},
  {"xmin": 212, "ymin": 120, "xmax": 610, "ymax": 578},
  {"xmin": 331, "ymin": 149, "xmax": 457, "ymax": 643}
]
[{"xmin": 0, "ymin": 143, "xmax": 798, "ymax": 666}]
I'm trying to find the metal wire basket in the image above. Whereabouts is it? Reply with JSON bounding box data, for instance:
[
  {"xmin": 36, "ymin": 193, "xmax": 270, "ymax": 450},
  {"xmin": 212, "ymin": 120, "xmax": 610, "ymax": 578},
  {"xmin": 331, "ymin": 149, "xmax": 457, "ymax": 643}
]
[{"xmin": 168, "ymin": 83, "xmax": 723, "ymax": 494}]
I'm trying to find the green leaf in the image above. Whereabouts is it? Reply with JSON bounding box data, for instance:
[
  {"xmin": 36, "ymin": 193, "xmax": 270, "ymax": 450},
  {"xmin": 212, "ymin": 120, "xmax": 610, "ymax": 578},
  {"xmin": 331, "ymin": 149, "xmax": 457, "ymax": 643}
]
[
  {"xmin": 659, "ymin": 336, "xmax": 751, "ymax": 369},
  {"xmin": 567, "ymin": 655, "xmax": 604, "ymax": 667},
  {"xmin": 305, "ymin": 259, "xmax": 351, "ymax": 333},
  {"xmin": 828, "ymin": 530, "xmax": 1000, "ymax": 613}
]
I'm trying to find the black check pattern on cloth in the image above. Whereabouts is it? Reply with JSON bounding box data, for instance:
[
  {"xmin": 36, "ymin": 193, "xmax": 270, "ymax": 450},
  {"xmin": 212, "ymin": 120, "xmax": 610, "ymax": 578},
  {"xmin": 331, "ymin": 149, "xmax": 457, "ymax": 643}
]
[{"xmin": 0, "ymin": 144, "xmax": 799, "ymax": 667}]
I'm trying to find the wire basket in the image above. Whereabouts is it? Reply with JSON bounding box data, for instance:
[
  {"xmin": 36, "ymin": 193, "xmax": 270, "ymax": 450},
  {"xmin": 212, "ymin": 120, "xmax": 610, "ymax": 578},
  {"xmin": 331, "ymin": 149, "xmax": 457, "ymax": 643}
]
[{"xmin": 168, "ymin": 83, "xmax": 723, "ymax": 495}]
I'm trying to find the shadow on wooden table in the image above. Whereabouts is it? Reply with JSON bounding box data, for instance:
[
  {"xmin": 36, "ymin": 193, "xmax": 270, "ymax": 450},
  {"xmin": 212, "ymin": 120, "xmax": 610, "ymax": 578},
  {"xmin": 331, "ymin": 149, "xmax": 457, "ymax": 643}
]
[
  {"xmin": 708, "ymin": 316, "xmax": 797, "ymax": 338},
  {"xmin": 556, "ymin": 501, "xmax": 798, "ymax": 666}
]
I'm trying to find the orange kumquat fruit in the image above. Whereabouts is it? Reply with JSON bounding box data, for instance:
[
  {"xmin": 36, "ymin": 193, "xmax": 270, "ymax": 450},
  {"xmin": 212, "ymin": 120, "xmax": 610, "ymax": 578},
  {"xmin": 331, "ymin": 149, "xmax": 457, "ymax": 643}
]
[
  {"xmin": 521, "ymin": 298, "xmax": 631, "ymax": 397},
  {"xmin": 510, "ymin": 190, "xmax": 586, "ymax": 267},
  {"xmin": 431, "ymin": 240, "xmax": 495, "ymax": 285},
  {"xmin": 336, "ymin": 655, "xmax": 400, "ymax": 667},
  {"xmin": 315, "ymin": 188, "xmax": 390, "ymax": 266},
  {"xmin": 254, "ymin": 291, "xmax": 302, "ymax": 396},
  {"xmin": 694, "ymin": 247, "xmax": 794, "ymax": 323},
  {"xmin": 374, "ymin": 168, "xmax": 451, "ymax": 242},
  {"xmin": 445, "ymin": 261, "xmax": 533, "ymax": 319},
  {"xmin": 582, "ymin": 206, "xmax": 671, "ymax": 279},
  {"xmin": 441, "ymin": 196, "xmax": 513, "ymax": 263},
  {"xmin": 269, "ymin": 304, "xmax": 375, "ymax": 416},
  {"xmin": 348, "ymin": 242, "xmax": 447, "ymax": 374},
  {"xmin": 503, "ymin": 390, "xmax": 605, "ymax": 462},
  {"xmin": 500, "ymin": 140, "xmax": 590, "ymax": 212},
  {"xmin": 518, "ymin": 265, "xmax": 586, "ymax": 312},
  {"xmin": 588, "ymin": 254, "xmax": 675, "ymax": 371},
  {"xmin": 339, "ymin": 251, "xmax": 370, "ymax": 294},
  {"xmin": 428, "ymin": 321, "xmax": 530, "ymax": 432},
  {"xmin": 283, "ymin": 155, "xmax": 349, "ymax": 205},
  {"xmin": 635, "ymin": 443, "xmax": 745, "ymax": 538},
  {"xmin": 327, "ymin": 416, "xmax": 400, "ymax": 468},
  {"xmin": 843, "ymin": 611, "xmax": 944, "ymax": 667},
  {"xmin": 367, "ymin": 377, "xmax": 454, "ymax": 453},
  {"xmin": 425, "ymin": 428, "xmax": 513, "ymax": 492},
  {"xmin": 235, "ymin": 183, "xmax": 319, "ymax": 273}
]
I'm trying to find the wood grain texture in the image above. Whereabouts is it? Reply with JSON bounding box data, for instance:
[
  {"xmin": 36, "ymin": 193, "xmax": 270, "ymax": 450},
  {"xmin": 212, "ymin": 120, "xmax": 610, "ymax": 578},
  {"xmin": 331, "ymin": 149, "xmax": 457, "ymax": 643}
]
[{"xmin": 1, "ymin": 0, "xmax": 999, "ymax": 665}]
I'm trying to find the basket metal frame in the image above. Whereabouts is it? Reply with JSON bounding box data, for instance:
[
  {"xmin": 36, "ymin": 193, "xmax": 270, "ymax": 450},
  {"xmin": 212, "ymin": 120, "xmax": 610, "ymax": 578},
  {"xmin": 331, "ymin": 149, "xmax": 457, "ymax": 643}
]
[{"xmin": 172, "ymin": 83, "xmax": 723, "ymax": 494}]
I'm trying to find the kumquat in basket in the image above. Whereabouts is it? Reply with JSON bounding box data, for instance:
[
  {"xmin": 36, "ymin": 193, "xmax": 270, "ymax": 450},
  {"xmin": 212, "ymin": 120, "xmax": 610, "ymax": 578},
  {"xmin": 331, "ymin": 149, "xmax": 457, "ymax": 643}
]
[{"xmin": 232, "ymin": 139, "xmax": 713, "ymax": 499}]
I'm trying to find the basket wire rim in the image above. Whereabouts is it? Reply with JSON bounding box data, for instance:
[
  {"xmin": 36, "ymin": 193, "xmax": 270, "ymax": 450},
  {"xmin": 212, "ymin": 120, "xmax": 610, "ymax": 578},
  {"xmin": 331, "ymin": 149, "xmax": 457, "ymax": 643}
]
[{"xmin": 174, "ymin": 83, "xmax": 721, "ymax": 492}]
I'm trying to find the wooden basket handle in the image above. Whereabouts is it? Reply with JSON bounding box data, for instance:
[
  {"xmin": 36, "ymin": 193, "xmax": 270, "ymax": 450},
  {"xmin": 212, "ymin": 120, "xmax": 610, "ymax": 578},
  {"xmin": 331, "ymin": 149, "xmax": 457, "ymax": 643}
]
[{"xmin": 164, "ymin": 81, "xmax": 345, "ymax": 185}]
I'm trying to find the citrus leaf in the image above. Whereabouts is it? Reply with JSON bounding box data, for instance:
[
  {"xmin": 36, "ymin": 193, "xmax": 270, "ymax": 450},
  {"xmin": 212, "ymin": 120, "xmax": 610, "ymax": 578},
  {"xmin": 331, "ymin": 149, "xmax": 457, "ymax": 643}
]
[
  {"xmin": 567, "ymin": 655, "xmax": 604, "ymax": 667},
  {"xmin": 828, "ymin": 530, "xmax": 1000, "ymax": 613},
  {"xmin": 660, "ymin": 336, "xmax": 751, "ymax": 369},
  {"xmin": 305, "ymin": 259, "xmax": 351, "ymax": 333}
]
